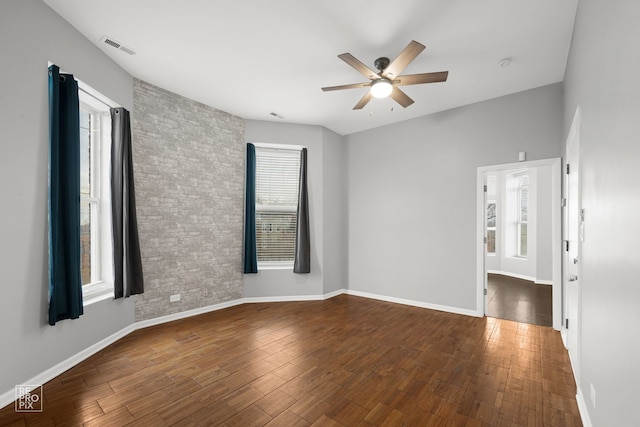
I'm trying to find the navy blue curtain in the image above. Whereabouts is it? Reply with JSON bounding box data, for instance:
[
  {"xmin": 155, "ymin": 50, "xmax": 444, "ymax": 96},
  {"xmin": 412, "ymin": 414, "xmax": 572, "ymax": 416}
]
[
  {"xmin": 293, "ymin": 148, "xmax": 310, "ymax": 273},
  {"xmin": 243, "ymin": 143, "xmax": 258, "ymax": 273},
  {"xmin": 48, "ymin": 65, "xmax": 83, "ymax": 325},
  {"xmin": 111, "ymin": 108, "xmax": 144, "ymax": 298}
]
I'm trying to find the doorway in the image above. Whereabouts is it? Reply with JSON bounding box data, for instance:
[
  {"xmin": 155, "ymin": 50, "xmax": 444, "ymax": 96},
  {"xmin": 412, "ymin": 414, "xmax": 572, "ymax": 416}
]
[{"xmin": 476, "ymin": 158, "xmax": 562, "ymax": 330}]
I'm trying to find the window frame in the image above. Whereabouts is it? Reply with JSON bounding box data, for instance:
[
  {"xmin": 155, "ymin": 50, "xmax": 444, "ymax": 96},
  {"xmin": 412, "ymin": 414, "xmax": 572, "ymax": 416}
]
[
  {"xmin": 486, "ymin": 200, "xmax": 497, "ymax": 255},
  {"xmin": 78, "ymin": 86, "xmax": 114, "ymax": 304},
  {"xmin": 516, "ymin": 174, "xmax": 529, "ymax": 258},
  {"xmin": 253, "ymin": 143, "xmax": 302, "ymax": 269}
]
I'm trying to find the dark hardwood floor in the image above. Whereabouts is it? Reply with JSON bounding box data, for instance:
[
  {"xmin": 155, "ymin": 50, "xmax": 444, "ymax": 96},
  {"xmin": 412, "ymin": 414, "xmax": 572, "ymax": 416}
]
[
  {"xmin": 1, "ymin": 295, "xmax": 580, "ymax": 426},
  {"xmin": 487, "ymin": 274, "xmax": 553, "ymax": 327}
]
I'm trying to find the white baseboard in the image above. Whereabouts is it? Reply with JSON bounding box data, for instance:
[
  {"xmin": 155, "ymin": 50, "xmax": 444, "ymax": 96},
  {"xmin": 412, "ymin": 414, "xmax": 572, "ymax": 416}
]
[
  {"xmin": 242, "ymin": 289, "xmax": 346, "ymax": 304},
  {"xmin": 576, "ymin": 386, "xmax": 593, "ymax": 427},
  {"xmin": 487, "ymin": 270, "xmax": 537, "ymax": 282},
  {"xmin": 345, "ymin": 289, "xmax": 482, "ymax": 318},
  {"xmin": 0, "ymin": 324, "xmax": 135, "ymax": 409},
  {"xmin": 534, "ymin": 279, "xmax": 553, "ymax": 286},
  {"xmin": 135, "ymin": 299, "xmax": 245, "ymax": 330},
  {"xmin": 1, "ymin": 287, "xmax": 481, "ymax": 409}
]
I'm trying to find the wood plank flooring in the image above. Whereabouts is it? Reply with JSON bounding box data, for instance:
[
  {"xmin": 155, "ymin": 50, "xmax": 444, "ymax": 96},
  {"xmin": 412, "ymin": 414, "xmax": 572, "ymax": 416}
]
[
  {"xmin": 486, "ymin": 274, "xmax": 553, "ymax": 327},
  {"xmin": 0, "ymin": 295, "xmax": 581, "ymax": 426}
]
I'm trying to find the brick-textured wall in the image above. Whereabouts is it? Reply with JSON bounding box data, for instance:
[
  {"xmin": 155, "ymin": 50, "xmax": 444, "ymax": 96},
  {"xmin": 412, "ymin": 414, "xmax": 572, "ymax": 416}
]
[{"xmin": 132, "ymin": 79, "xmax": 245, "ymax": 321}]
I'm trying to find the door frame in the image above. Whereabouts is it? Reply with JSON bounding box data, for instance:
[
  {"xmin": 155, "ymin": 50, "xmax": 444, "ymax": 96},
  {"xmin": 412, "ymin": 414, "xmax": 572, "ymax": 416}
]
[
  {"xmin": 563, "ymin": 106, "xmax": 582, "ymax": 381},
  {"xmin": 476, "ymin": 157, "xmax": 562, "ymax": 330}
]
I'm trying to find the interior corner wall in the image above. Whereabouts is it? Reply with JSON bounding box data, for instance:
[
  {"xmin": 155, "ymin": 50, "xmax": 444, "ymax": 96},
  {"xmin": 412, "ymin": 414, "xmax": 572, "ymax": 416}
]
[
  {"xmin": 322, "ymin": 127, "xmax": 348, "ymax": 295},
  {"xmin": 0, "ymin": 0, "xmax": 135, "ymax": 396},
  {"xmin": 242, "ymin": 120, "xmax": 347, "ymax": 298},
  {"xmin": 563, "ymin": 0, "xmax": 640, "ymax": 425},
  {"xmin": 346, "ymin": 83, "xmax": 563, "ymax": 312},
  {"xmin": 132, "ymin": 80, "xmax": 245, "ymax": 321}
]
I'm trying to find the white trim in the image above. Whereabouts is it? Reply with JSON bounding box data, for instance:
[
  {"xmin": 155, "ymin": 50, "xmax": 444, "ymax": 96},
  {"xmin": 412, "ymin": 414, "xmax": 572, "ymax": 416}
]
[
  {"xmin": 345, "ymin": 289, "xmax": 482, "ymax": 318},
  {"xmin": 561, "ymin": 321, "xmax": 591, "ymax": 427},
  {"xmin": 0, "ymin": 288, "xmax": 484, "ymax": 408},
  {"xmin": 252, "ymin": 142, "xmax": 305, "ymax": 151},
  {"xmin": 486, "ymin": 269, "xmax": 553, "ymax": 285},
  {"xmin": 256, "ymin": 263, "xmax": 294, "ymax": 271},
  {"xmin": 135, "ymin": 299, "xmax": 246, "ymax": 330},
  {"xmin": 576, "ymin": 386, "xmax": 593, "ymax": 427},
  {"xmin": 243, "ymin": 289, "xmax": 345, "ymax": 304},
  {"xmin": 0, "ymin": 324, "xmax": 135, "ymax": 408},
  {"xmin": 487, "ymin": 270, "xmax": 536, "ymax": 282}
]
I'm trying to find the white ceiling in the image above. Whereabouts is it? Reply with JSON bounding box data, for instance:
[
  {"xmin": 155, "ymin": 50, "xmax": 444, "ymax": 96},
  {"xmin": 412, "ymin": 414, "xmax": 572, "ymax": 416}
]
[{"xmin": 43, "ymin": 0, "xmax": 578, "ymax": 135}]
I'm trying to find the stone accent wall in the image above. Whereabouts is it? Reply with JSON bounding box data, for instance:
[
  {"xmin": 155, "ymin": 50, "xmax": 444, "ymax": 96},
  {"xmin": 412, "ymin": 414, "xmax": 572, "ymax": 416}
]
[{"xmin": 132, "ymin": 79, "xmax": 245, "ymax": 321}]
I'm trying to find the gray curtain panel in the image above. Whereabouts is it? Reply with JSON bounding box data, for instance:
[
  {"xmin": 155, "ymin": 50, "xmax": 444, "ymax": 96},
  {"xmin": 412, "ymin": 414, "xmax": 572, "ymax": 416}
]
[
  {"xmin": 243, "ymin": 143, "xmax": 258, "ymax": 273},
  {"xmin": 111, "ymin": 107, "xmax": 144, "ymax": 297},
  {"xmin": 294, "ymin": 148, "xmax": 310, "ymax": 273}
]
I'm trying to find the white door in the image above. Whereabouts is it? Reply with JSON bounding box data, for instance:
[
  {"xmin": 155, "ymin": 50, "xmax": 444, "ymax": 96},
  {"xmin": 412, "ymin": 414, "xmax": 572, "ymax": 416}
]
[{"xmin": 564, "ymin": 108, "xmax": 581, "ymax": 382}]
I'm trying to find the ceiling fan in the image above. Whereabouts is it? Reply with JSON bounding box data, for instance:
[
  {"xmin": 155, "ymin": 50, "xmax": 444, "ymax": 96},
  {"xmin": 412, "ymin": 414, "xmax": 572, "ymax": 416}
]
[{"xmin": 322, "ymin": 40, "xmax": 448, "ymax": 110}]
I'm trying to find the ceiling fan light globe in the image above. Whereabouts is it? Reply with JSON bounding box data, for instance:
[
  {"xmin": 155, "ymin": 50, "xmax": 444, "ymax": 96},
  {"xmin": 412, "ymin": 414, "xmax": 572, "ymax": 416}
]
[{"xmin": 371, "ymin": 79, "xmax": 393, "ymax": 98}]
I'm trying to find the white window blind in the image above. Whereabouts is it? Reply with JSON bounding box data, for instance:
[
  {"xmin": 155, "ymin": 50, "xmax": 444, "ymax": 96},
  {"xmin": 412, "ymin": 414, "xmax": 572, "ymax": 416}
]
[{"xmin": 255, "ymin": 146, "xmax": 301, "ymax": 263}]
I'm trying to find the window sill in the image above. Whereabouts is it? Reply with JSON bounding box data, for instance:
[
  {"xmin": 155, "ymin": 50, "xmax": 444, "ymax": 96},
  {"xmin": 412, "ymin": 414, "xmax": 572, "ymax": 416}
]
[
  {"xmin": 83, "ymin": 281, "xmax": 113, "ymax": 306},
  {"xmin": 83, "ymin": 291, "xmax": 112, "ymax": 306},
  {"xmin": 258, "ymin": 263, "xmax": 294, "ymax": 271}
]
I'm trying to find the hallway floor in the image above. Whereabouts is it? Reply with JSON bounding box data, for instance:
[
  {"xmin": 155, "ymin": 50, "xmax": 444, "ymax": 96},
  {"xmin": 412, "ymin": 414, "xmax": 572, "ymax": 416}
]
[{"xmin": 487, "ymin": 273, "xmax": 552, "ymax": 327}]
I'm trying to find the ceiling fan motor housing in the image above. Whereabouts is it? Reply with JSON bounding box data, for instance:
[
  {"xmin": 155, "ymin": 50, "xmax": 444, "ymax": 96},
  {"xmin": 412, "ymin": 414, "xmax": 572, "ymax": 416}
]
[{"xmin": 374, "ymin": 57, "xmax": 390, "ymax": 73}]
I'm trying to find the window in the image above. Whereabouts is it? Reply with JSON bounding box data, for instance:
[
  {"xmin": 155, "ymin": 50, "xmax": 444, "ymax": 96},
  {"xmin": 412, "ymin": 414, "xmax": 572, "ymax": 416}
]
[
  {"xmin": 78, "ymin": 87, "xmax": 114, "ymax": 303},
  {"xmin": 254, "ymin": 145, "xmax": 301, "ymax": 266},
  {"xmin": 516, "ymin": 174, "xmax": 529, "ymax": 257},
  {"xmin": 486, "ymin": 201, "xmax": 496, "ymax": 254},
  {"xmin": 79, "ymin": 104, "xmax": 99, "ymax": 286},
  {"xmin": 486, "ymin": 175, "xmax": 497, "ymax": 255}
]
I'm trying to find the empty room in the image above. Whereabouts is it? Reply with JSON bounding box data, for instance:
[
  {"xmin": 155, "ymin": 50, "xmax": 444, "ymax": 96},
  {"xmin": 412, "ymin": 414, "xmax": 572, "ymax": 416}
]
[{"xmin": 1, "ymin": 1, "xmax": 638, "ymax": 426}]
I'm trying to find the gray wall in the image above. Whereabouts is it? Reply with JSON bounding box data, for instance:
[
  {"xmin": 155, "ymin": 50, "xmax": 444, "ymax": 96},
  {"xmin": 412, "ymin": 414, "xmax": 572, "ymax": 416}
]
[
  {"xmin": 321, "ymin": 128, "xmax": 348, "ymax": 295},
  {"xmin": 346, "ymin": 83, "xmax": 563, "ymax": 311},
  {"xmin": 536, "ymin": 164, "xmax": 553, "ymax": 282},
  {"xmin": 563, "ymin": 0, "xmax": 640, "ymax": 425},
  {"xmin": 243, "ymin": 120, "xmax": 347, "ymax": 298},
  {"xmin": 132, "ymin": 80, "xmax": 245, "ymax": 320},
  {"xmin": 0, "ymin": 0, "xmax": 135, "ymax": 395}
]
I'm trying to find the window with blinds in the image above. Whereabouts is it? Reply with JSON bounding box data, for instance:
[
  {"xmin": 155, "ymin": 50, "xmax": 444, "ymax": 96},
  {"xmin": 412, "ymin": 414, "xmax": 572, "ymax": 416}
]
[{"xmin": 255, "ymin": 145, "xmax": 301, "ymax": 264}]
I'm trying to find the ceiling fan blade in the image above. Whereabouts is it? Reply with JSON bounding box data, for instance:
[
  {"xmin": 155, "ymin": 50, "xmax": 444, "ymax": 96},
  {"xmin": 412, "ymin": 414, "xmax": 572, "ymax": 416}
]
[
  {"xmin": 338, "ymin": 53, "xmax": 380, "ymax": 80},
  {"xmin": 393, "ymin": 71, "xmax": 449, "ymax": 86},
  {"xmin": 353, "ymin": 91, "xmax": 373, "ymax": 110},
  {"xmin": 321, "ymin": 82, "xmax": 372, "ymax": 92},
  {"xmin": 382, "ymin": 40, "xmax": 426, "ymax": 78},
  {"xmin": 390, "ymin": 87, "xmax": 414, "ymax": 108}
]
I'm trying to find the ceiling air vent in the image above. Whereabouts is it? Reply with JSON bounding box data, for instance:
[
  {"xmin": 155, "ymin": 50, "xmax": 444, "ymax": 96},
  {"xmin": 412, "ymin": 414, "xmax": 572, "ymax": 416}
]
[{"xmin": 100, "ymin": 36, "xmax": 136, "ymax": 55}]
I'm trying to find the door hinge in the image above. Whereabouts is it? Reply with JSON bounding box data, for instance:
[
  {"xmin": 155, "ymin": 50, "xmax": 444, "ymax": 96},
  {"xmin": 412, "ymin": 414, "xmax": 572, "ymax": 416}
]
[
  {"xmin": 565, "ymin": 241, "xmax": 569, "ymax": 252},
  {"xmin": 484, "ymin": 289, "xmax": 488, "ymax": 295},
  {"xmin": 484, "ymin": 236, "xmax": 487, "ymax": 244},
  {"xmin": 566, "ymin": 164, "xmax": 570, "ymax": 174},
  {"xmin": 562, "ymin": 198, "xmax": 567, "ymax": 207},
  {"xmin": 565, "ymin": 318, "xmax": 569, "ymax": 329},
  {"xmin": 483, "ymin": 184, "xmax": 487, "ymax": 192}
]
